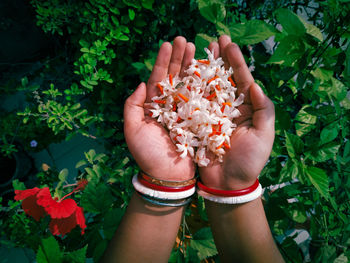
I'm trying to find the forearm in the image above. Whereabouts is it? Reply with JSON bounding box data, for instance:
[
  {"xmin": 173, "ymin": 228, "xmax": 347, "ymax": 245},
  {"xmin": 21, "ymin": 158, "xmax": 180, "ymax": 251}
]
[
  {"xmin": 101, "ymin": 193, "xmax": 184, "ymax": 263},
  {"xmin": 206, "ymin": 198, "xmax": 284, "ymax": 263}
]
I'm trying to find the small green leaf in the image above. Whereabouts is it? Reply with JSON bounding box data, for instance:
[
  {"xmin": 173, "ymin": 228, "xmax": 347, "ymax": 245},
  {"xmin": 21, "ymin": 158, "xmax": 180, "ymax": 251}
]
[
  {"xmin": 81, "ymin": 182, "xmax": 113, "ymax": 213},
  {"xmin": 75, "ymin": 159, "xmax": 88, "ymax": 168},
  {"xmin": 195, "ymin": 34, "xmax": 217, "ymax": 58},
  {"xmin": 58, "ymin": 168, "xmax": 68, "ymax": 181},
  {"xmin": 128, "ymin": 9, "xmax": 135, "ymax": 20},
  {"xmin": 307, "ymin": 143, "xmax": 340, "ymax": 162},
  {"xmin": 230, "ymin": 20, "xmax": 277, "ymax": 45},
  {"xmin": 320, "ymin": 123, "xmax": 339, "ymax": 144},
  {"xmin": 64, "ymin": 246, "xmax": 87, "ymax": 263},
  {"xmin": 36, "ymin": 236, "xmax": 62, "ymax": 263},
  {"xmin": 305, "ymin": 166, "xmax": 329, "ymax": 199},
  {"xmin": 275, "ymin": 8, "xmax": 306, "ymax": 36},
  {"xmin": 190, "ymin": 227, "xmax": 218, "ymax": 260},
  {"xmin": 12, "ymin": 179, "xmax": 26, "ymax": 190},
  {"xmin": 284, "ymin": 131, "xmax": 304, "ymax": 159},
  {"xmin": 197, "ymin": 0, "xmax": 226, "ymax": 24}
]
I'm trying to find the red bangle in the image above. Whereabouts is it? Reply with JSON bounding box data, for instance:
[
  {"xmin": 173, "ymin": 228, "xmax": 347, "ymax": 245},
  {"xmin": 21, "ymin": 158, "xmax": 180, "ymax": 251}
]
[
  {"xmin": 137, "ymin": 174, "xmax": 195, "ymax": 192},
  {"xmin": 197, "ymin": 179, "xmax": 260, "ymax": 197}
]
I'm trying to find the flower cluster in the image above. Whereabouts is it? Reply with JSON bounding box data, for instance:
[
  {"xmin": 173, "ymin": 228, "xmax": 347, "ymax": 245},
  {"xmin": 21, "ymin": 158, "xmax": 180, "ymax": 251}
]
[
  {"xmin": 150, "ymin": 48, "xmax": 244, "ymax": 166},
  {"xmin": 14, "ymin": 180, "xmax": 88, "ymax": 237}
]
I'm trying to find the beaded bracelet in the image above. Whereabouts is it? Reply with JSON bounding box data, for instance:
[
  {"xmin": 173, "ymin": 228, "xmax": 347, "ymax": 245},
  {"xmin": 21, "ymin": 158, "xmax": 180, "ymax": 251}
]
[
  {"xmin": 132, "ymin": 175, "xmax": 196, "ymax": 200},
  {"xmin": 197, "ymin": 179, "xmax": 260, "ymax": 197},
  {"xmin": 139, "ymin": 170, "xmax": 197, "ymax": 187},
  {"xmin": 197, "ymin": 183, "xmax": 262, "ymax": 204}
]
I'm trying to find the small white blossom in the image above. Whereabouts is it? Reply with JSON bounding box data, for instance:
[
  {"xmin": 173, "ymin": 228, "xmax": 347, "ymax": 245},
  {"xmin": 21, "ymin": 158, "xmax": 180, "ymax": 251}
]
[{"xmin": 149, "ymin": 49, "xmax": 244, "ymax": 166}]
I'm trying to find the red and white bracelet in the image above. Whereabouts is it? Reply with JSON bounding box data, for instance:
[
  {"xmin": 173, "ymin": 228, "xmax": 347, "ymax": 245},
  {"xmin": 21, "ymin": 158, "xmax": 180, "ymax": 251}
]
[
  {"xmin": 197, "ymin": 179, "xmax": 262, "ymax": 204},
  {"xmin": 132, "ymin": 173, "xmax": 196, "ymax": 205}
]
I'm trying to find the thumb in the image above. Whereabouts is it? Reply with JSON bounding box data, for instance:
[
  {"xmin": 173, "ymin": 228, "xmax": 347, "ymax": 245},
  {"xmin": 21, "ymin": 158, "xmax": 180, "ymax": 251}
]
[
  {"xmin": 250, "ymin": 83, "xmax": 275, "ymax": 132},
  {"xmin": 124, "ymin": 82, "xmax": 147, "ymax": 131}
]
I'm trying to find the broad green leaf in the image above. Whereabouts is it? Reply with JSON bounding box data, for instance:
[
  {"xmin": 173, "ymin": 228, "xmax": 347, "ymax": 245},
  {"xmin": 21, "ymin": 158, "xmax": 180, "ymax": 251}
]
[
  {"xmin": 344, "ymin": 44, "xmax": 350, "ymax": 80},
  {"xmin": 291, "ymin": 209, "xmax": 307, "ymax": 223},
  {"xmin": 216, "ymin": 22, "xmax": 230, "ymax": 36},
  {"xmin": 190, "ymin": 227, "xmax": 218, "ymax": 260},
  {"xmin": 320, "ymin": 123, "xmax": 339, "ymax": 144},
  {"xmin": 141, "ymin": 0, "xmax": 154, "ymax": 10},
  {"xmin": 305, "ymin": 166, "xmax": 329, "ymax": 199},
  {"xmin": 195, "ymin": 34, "xmax": 217, "ymax": 58},
  {"xmin": 284, "ymin": 131, "xmax": 304, "ymax": 159},
  {"xmin": 103, "ymin": 208, "xmax": 124, "ymax": 239},
  {"xmin": 330, "ymin": 77, "xmax": 347, "ymax": 101},
  {"xmin": 128, "ymin": 9, "xmax": 135, "ymax": 20},
  {"xmin": 37, "ymin": 236, "xmax": 62, "ymax": 263},
  {"xmin": 280, "ymin": 159, "xmax": 300, "ymax": 182},
  {"xmin": 275, "ymin": 8, "xmax": 306, "ymax": 36},
  {"xmin": 267, "ymin": 35, "xmax": 305, "ymax": 66},
  {"xmin": 295, "ymin": 122, "xmax": 315, "ymax": 137},
  {"xmin": 64, "ymin": 246, "xmax": 87, "ymax": 263},
  {"xmin": 295, "ymin": 106, "xmax": 317, "ymax": 124},
  {"xmin": 334, "ymin": 254, "xmax": 348, "ymax": 263},
  {"xmin": 229, "ymin": 20, "xmax": 277, "ymax": 45},
  {"xmin": 81, "ymin": 182, "xmax": 113, "ymax": 213},
  {"xmin": 197, "ymin": 0, "xmax": 226, "ymax": 24},
  {"xmin": 307, "ymin": 143, "xmax": 340, "ymax": 162}
]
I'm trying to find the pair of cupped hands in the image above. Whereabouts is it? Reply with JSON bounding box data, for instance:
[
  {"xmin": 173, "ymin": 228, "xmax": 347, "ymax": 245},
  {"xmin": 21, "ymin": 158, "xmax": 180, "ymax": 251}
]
[{"xmin": 124, "ymin": 35, "xmax": 275, "ymax": 191}]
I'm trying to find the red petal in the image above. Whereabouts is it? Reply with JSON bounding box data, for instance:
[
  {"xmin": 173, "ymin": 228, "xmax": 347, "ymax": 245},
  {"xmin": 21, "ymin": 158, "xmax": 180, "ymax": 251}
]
[
  {"xmin": 45, "ymin": 198, "xmax": 77, "ymax": 219},
  {"xmin": 75, "ymin": 207, "xmax": 86, "ymax": 234},
  {"xmin": 21, "ymin": 195, "xmax": 46, "ymax": 221},
  {"xmin": 49, "ymin": 213, "xmax": 76, "ymax": 237},
  {"xmin": 49, "ymin": 206, "xmax": 86, "ymax": 236},
  {"xmin": 14, "ymin": 187, "xmax": 41, "ymax": 201},
  {"xmin": 36, "ymin": 187, "xmax": 55, "ymax": 208}
]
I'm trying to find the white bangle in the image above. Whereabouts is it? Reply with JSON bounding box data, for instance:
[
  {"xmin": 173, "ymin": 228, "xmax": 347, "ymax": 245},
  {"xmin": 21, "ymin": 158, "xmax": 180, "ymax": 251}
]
[
  {"xmin": 132, "ymin": 175, "xmax": 195, "ymax": 200},
  {"xmin": 197, "ymin": 183, "xmax": 262, "ymax": 204}
]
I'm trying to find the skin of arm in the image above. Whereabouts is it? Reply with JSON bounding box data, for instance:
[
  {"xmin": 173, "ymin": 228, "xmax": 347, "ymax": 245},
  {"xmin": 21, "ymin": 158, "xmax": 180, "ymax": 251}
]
[
  {"xmin": 199, "ymin": 36, "xmax": 285, "ymax": 263},
  {"xmin": 100, "ymin": 37, "xmax": 196, "ymax": 263}
]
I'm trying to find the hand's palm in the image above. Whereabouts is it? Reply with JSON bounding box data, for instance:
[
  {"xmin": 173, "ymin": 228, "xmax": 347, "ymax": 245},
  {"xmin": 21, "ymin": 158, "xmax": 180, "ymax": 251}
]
[{"xmin": 124, "ymin": 37, "xmax": 196, "ymax": 181}]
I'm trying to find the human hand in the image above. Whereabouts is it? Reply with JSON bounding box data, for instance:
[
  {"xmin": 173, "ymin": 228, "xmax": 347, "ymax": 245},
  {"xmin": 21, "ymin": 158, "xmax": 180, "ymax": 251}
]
[
  {"xmin": 199, "ymin": 35, "xmax": 275, "ymax": 190},
  {"xmin": 124, "ymin": 37, "xmax": 196, "ymax": 181}
]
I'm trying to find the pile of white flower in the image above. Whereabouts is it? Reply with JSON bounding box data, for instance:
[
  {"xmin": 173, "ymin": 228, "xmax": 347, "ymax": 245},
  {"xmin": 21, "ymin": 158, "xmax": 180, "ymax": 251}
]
[{"xmin": 150, "ymin": 48, "xmax": 244, "ymax": 167}]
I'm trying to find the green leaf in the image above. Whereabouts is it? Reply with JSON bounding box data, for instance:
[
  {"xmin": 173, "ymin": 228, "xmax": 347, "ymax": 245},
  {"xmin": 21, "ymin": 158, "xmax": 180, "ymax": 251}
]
[
  {"xmin": 128, "ymin": 9, "xmax": 135, "ymax": 20},
  {"xmin": 295, "ymin": 106, "xmax": 317, "ymax": 124},
  {"xmin": 303, "ymin": 21, "xmax": 323, "ymax": 41},
  {"xmin": 64, "ymin": 246, "xmax": 87, "ymax": 263},
  {"xmin": 229, "ymin": 20, "xmax": 277, "ymax": 45},
  {"xmin": 81, "ymin": 182, "xmax": 113, "ymax": 213},
  {"xmin": 37, "ymin": 236, "xmax": 63, "ymax": 263},
  {"xmin": 75, "ymin": 159, "xmax": 88, "ymax": 168},
  {"xmin": 307, "ymin": 143, "xmax": 340, "ymax": 162},
  {"xmin": 280, "ymin": 159, "xmax": 300, "ymax": 182},
  {"xmin": 284, "ymin": 131, "xmax": 304, "ymax": 159},
  {"xmin": 197, "ymin": 0, "xmax": 226, "ymax": 24},
  {"xmin": 195, "ymin": 34, "xmax": 217, "ymax": 58},
  {"xmin": 190, "ymin": 227, "xmax": 218, "ymax": 260},
  {"xmin": 334, "ymin": 253, "xmax": 348, "ymax": 263},
  {"xmin": 305, "ymin": 166, "xmax": 329, "ymax": 199},
  {"xmin": 58, "ymin": 168, "xmax": 68, "ymax": 181},
  {"xmin": 12, "ymin": 179, "xmax": 26, "ymax": 190},
  {"xmin": 268, "ymin": 35, "xmax": 305, "ymax": 66},
  {"xmin": 103, "ymin": 208, "xmax": 124, "ymax": 239},
  {"xmin": 275, "ymin": 8, "xmax": 306, "ymax": 36},
  {"xmin": 141, "ymin": 0, "xmax": 154, "ymax": 10},
  {"xmin": 320, "ymin": 123, "xmax": 339, "ymax": 144},
  {"xmin": 344, "ymin": 44, "xmax": 350, "ymax": 81}
]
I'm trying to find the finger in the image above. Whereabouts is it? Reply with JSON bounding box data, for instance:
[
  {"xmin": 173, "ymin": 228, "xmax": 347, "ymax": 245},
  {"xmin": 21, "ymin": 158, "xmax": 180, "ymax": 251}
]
[
  {"xmin": 218, "ymin": 35, "xmax": 231, "ymax": 68},
  {"xmin": 146, "ymin": 42, "xmax": 172, "ymax": 102},
  {"xmin": 208, "ymin": 42, "xmax": 219, "ymax": 59},
  {"xmin": 168, "ymin": 36, "xmax": 187, "ymax": 76},
  {"xmin": 225, "ymin": 43, "xmax": 254, "ymax": 103},
  {"xmin": 180, "ymin": 42, "xmax": 195, "ymax": 78},
  {"xmin": 124, "ymin": 83, "xmax": 147, "ymax": 131},
  {"xmin": 250, "ymin": 83, "xmax": 275, "ymax": 132}
]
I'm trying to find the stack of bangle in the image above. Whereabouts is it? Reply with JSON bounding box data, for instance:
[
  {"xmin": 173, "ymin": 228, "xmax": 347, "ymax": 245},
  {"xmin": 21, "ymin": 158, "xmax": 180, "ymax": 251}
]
[
  {"xmin": 197, "ymin": 179, "xmax": 262, "ymax": 204},
  {"xmin": 132, "ymin": 171, "xmax": 196, "ymax": 207}
]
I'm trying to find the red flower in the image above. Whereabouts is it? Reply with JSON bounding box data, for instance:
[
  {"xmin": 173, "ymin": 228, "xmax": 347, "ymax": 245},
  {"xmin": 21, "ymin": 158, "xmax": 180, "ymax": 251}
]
[
  {"xmin": 14, "ymin": 186, "xmax": 86, "ymax": 237},
  {"xmin": 14, "ymin": 187, "xmax": 46, "ymax": 221},
  {"xmin": 50, "ymin": 207, "xmax": 87, "ymax": 236}
]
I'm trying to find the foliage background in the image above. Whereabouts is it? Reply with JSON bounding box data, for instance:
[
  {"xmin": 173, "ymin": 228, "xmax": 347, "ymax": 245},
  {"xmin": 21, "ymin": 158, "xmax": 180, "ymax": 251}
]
[{"xmin": 0, "ymin": 0, "xmax": 350, "ymax": 262}]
